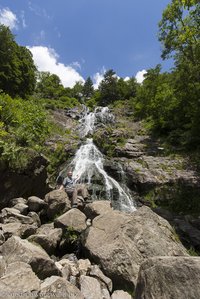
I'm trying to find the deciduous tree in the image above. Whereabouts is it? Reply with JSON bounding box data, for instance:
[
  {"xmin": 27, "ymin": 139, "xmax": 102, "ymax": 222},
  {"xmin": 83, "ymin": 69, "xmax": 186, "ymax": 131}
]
[{"xmin": 0, "ymin": 25, "xmax": 36, "ymax": 98}]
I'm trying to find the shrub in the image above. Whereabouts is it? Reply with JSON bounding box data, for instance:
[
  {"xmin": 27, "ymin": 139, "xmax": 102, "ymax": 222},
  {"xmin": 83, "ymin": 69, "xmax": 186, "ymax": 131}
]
[{"xmin": 0, "ymin": 93, "xmax": 51, "ymax": 169}]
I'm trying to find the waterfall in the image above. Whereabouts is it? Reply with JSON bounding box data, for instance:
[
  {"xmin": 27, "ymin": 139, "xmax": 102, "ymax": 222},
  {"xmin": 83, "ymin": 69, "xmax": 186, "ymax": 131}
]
[
  {"xmin": 60, "ymin": 106, "xmax": 136, "ymax": 212},
  {"xmin": 78, "ymin": 106, "xmax": 115, "ymax": 137}
]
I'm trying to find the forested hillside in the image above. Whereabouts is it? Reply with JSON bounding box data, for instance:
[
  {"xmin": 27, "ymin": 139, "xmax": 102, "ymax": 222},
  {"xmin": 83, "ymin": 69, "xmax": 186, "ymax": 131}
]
[{"xmin": 0, "ymin": 0, "xmax": 199, "ymax": 176}]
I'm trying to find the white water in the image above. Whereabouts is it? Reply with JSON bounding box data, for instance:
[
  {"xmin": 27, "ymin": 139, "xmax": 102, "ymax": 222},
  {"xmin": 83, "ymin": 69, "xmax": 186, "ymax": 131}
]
[
  {"xmin": 78, "ymin": 106, "xmax": 115, "ymax": 137},
  {"xmin": 78, "ymin": 106, "xmax": 96, "ymax": 137},
  {"xmin": 66, "ymin": 106, "xmax": 136, "ymax": 212},
  {"xmin": 70, "ymin": 138, "xmax": 135, "ymax": 212}
]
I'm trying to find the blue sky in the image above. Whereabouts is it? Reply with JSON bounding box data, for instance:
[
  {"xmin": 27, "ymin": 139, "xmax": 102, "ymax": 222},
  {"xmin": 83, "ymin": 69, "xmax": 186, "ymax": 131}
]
[{"xmin": 0, "ymin": 0, "xmax": 172, "ymax": 87}]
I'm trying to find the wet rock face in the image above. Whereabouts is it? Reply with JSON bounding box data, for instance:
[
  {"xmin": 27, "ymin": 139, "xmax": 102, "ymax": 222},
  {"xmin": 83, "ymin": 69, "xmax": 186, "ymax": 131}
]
[{"xmin": 103, "ymin": 159, "xmax": 125, "ymax": 182}]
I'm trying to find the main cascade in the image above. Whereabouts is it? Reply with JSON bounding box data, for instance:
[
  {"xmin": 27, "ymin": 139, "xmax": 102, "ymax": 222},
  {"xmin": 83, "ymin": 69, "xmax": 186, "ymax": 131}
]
[{"xmin": 61, "ymin": 106, "xmax": 136, "ymax": 212}]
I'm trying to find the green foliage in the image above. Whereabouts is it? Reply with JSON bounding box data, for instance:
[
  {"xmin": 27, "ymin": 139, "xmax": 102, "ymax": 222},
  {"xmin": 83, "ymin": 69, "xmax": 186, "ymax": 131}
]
[
  {"xmin": 117, "ymin": 77, "xmax": 137, "ymax": 101},
  {"xmin": 97, "ymin": 70, "xmax": 138, "ymax": 106},
  {"xmin": 0, "ymin": 25, "xmax": 36, "ymax": 98},
  {"xmin": 46, "ymin": 142, "xmax": 68, "ymax": 175},
  {"xmin": 86, "ymin": 97, "xmax": 97, "ymax": 109},
  {"xmin": 0, "ymin": 94, "xmax": 50, "ymax": 146},
  {"xmin": 0, "ymin": 93, "xmax": 51, "ymax": 169},
  {"xmin": 42, "ymin": 96, "xmax": 80, "ymax": 110},
  {"xmin": 98, "ymin": 69, "xmax": 119, "ymax": 105},
  {"xmin": 82, "ymin": 77, "xmax": 94, "ymax": 100},
  {"xmin": 187, "ymin": 246, "xmax": 199, "ymax": 256},
  {"xmin": 143, "ymin": 190, "xmax": 158, "ymax": 209},
  {"xmin": 143, "ymin": 183, "xmax": 200, "ymax": 215},
  {"xmin": 153, "ymin": 1, "xmax": 200, "ymax": 147},
  {"xmin": 86, "ymin": 91, "xmax": 101, "ymax": 109},
  {"xmin": 0, "ymin": 121, "xmax": 7, "ymax": 137},
  {"xmin": 132, "ymin": 62, "xmax": 200, "ymax": 147},
  {"xmin": 36, "ymin": 71, "xmax": 64, "ymax": 99},
  {"xmin": 129, "ymin": 2, "xmax": 199, "ymax": 149},
  {"xmin": 93, "ymin": 127, "xmax": 115, "ymax": 156},
  {"xmin": 64, "ymin": 226, "xmax": 79, "ymax": 244},
  {"xmin": 171, "ymin": 227, "xmax": 181, "ymax": 243},
  {"xmin": 0, "ymin": 142, "xmax": 36, "ymax": 170},
  {"xmin": 159, "ymin": 1, "xmax": 199, "ymax": 63},
  {"xmin": 71, "ymin": 81, "xmax": 84, "ymax": 101}
]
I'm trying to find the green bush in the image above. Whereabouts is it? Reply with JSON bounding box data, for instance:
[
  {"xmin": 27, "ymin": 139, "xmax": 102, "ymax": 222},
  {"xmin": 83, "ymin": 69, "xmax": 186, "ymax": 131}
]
[
  {"xmin": 0, "ymin": 93, "xmax": 51, "ymax": 169},
  {"xmin": 46, "ymin": 142, "xmax": 67, "ymax": 175},
  {"xmin": 42, "ymin": 96, "xmax": 80, "ymax": 110}
]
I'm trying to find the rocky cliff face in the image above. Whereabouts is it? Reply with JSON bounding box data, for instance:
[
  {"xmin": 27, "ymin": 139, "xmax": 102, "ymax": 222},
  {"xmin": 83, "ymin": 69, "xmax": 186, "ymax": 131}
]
[
  {"xmin": 93, "ymin": 106, "xmax": 200, "ymax": 253},
  {"xmin": 0, "ymin": 154, "xmax": 51, "ymax": 209}
]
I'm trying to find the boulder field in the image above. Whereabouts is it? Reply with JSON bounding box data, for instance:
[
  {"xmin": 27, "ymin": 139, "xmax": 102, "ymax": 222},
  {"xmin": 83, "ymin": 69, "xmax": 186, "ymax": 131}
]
[{"xmin": 0, "ymin": 190, "xmax": 199, "ymax": 298}]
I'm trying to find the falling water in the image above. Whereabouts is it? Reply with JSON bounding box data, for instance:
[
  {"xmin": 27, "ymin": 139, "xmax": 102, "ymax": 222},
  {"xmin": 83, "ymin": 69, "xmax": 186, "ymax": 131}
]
[
  {"xmin": 71, "ymin": 139, "xmax": 136, "ymax": 212},
  {"xmin": 60, "ymin": 106, "xmax": 136, "ymax": 212},
  {"xmin": 78, "ymin": 106, "xmax": 115, "ymax": 137}
]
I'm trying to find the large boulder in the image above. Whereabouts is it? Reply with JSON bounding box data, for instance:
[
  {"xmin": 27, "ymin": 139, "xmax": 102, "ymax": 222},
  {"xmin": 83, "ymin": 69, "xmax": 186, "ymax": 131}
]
[
  {"xmin": 0, "ymin": 222, "xmax": 38, "ymax": 240},
  {"xmin": 135, "ymin": 256, "xmax": 200, "ymax": 299},
  {"xmin": 9, "ymin": 197, "xmax": 27, "ymax": 207},
  {"xmin": 90, "ymin": 264, "xmax": 113, "ymax": 293},
  {"xmin": 0, "ymin": 257, "xmax": 6, "ymax": 278},
  {"xmin": 39, "ymin": 276, "xmax": 84, "ymax": 299},
  {"xmin": 81, "ymin": 206, "xmax": 188, "ymax": 290},
  {"xmin": 0, "ymin": 208, "xmax": 35, "ymax": 225},
  {"xmin": 27, "ymin": 196, "xmax": 47, "ymax": 212},
  {"xmin": 54, "ymin": 208, "xmax": 87, "ymax": 233},
  {"xmin": 84, "ymin": 201, "xmax": 112, "ymax": 220},
  {"xmin": 80, "ymin": 275, "xmax": 108, "ymax": 299},
  {"xmin": 111, "ymin": 290, "xmax": 132, "ymax": 299},
  {"xmin": 28, "ymin": 223, "xmax": 62, "ymax": 255},
  {"xmin": 1, "ymin": 236, "xmax": 61, "ymax": 279},
  {"xmin": 44, "ymin": 190, "xmax": 71, "ymax": 220},
  {"xmin": 0, "ymin": 261, "xmax": 40, "ymax": 299},
  {"xmin": 12, "ymin": 203, "xmax": 29, "ymax": 215}
]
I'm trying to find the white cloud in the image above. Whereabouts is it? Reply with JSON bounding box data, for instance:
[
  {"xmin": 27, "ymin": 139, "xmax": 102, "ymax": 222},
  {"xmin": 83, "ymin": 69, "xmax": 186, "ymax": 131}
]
[
  {"xmin": 28, "ymin": 46, "xmax": 85, "ymax": 88},
  {"xmin": 20, "ymin": 10, "xmax": 27, "ymax": 28},
  {"xmin": 135, "ymin": 69, "xmax": 147, "ymax": 83},
  {"xmin": 124, "ymin": 76, "xmax": 130, "ymax": 81},
  {"xmin": 28, "ymin": 1, "xmax": 50, "ymax": 19},
  {"xmin": 0, "ymin": 8, "xmax": 18, "ymax": 29},
  {"xmin": 93, "ymin": 67, "xmax": 106, "ymax": 89},
  {"xmin": 71, "ymin": 61, "xmax": 81, "ymax": 70}
]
